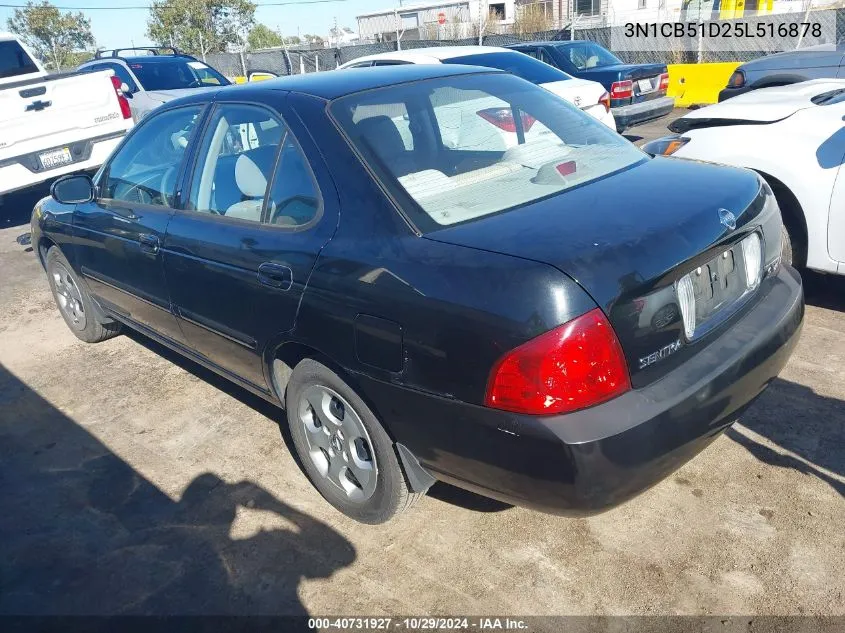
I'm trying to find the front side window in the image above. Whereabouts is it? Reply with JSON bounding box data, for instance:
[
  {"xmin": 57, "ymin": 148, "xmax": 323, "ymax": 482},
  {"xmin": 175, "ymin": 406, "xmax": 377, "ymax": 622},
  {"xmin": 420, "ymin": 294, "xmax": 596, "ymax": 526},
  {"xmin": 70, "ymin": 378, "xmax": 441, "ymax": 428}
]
[
  {"xmin": 440, "ymin": 52, "xmax": 570, "ymax": 85},
  {"xmin": 129, "ymin": 59, "xmax": 230, "ymax": 90},
  {"xmin": 331, "ymin": 73, "xmax": 644, "ymax": 232},
  {"xmin": 187, "ymin": 104, "xmax": 284, "ymax": 222},
  {"xmin": 101, "ymin": 105, "xmax": 201, "ymax": 206}
]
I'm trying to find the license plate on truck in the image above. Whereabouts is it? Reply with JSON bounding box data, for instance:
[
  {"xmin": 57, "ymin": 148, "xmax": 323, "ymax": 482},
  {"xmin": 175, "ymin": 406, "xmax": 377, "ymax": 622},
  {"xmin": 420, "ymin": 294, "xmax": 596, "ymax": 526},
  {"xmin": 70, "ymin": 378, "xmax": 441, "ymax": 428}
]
[
  {"xmin": 637, "ymin": 79, "xmax": 655, "ymax": 94},
  {"xmin": 39, "ymin": 148, "xmax": 72, "ymax": 170}
]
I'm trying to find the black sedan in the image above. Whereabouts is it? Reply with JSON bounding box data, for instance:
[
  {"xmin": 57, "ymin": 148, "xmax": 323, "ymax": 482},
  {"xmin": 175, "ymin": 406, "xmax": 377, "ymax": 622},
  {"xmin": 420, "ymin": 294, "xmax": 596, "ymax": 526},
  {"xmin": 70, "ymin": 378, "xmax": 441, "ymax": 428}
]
[{"xmin": 32, "ymin": 64, "xmax": 803, "ymax": 524}]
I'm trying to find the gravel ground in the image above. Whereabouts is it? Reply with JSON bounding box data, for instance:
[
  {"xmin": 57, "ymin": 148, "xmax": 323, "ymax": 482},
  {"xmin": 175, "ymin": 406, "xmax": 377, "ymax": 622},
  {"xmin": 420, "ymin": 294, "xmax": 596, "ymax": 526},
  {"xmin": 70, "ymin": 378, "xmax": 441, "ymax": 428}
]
[{"xmin": 0, "ymin": 112, "xmax": 843, "ymax": 619}]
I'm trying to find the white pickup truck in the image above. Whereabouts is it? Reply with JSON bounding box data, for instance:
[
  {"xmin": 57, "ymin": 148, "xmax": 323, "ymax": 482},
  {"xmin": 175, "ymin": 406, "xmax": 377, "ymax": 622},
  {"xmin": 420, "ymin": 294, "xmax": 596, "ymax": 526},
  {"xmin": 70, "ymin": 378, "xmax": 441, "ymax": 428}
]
[{"xmin": 0, "ymin": 33, "xmax": 134, "ymax": 197}]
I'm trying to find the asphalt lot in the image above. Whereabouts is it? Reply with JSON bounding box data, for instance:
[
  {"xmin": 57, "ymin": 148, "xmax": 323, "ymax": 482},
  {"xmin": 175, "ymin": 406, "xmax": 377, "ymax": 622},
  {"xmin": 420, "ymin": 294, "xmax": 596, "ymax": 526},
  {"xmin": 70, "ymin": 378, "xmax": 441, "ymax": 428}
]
[{"xmin": 1, "ymin": 111, "xmax": 843, "ymax": 619}]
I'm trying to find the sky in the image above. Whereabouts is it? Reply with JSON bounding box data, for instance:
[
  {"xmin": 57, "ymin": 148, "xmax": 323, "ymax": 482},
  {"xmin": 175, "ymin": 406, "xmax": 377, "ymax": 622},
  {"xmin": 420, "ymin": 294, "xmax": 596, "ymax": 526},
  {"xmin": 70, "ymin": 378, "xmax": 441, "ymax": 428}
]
[{"xmin": 0, "ymin": 0, "xmax": 389, "ymax": 50}]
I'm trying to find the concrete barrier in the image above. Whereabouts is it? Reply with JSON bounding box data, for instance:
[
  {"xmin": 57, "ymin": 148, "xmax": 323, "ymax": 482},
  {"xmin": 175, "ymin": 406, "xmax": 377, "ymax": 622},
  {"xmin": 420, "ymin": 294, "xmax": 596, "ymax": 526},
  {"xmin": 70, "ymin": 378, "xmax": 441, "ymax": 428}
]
[{"xmin": 666, "ymin": 62, "xmax": 740, "ymax": 107}]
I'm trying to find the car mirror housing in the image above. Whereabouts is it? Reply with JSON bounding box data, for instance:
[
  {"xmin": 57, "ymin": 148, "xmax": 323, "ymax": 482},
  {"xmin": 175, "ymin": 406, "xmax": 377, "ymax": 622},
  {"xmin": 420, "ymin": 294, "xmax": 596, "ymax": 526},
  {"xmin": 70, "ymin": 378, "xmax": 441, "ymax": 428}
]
[{"xmin": 51, "ymin": 174, "xmax": 94, "ymax": 205}]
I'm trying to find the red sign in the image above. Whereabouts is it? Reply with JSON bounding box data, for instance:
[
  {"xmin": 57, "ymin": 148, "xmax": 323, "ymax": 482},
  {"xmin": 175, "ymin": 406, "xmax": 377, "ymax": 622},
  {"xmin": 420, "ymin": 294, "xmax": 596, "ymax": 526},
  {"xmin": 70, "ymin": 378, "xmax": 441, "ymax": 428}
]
[{"xmin": 437, "ymin": 12, "xmax": 447, "ymax": 25}]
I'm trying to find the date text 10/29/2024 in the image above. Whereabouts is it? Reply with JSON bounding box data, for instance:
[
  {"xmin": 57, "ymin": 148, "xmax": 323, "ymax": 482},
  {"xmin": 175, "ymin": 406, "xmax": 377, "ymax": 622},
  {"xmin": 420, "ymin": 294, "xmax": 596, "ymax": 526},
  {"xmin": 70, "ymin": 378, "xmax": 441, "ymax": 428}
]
[{"xmin": 308, "ymin": 618, "xmax": 530, "ymax": 631}]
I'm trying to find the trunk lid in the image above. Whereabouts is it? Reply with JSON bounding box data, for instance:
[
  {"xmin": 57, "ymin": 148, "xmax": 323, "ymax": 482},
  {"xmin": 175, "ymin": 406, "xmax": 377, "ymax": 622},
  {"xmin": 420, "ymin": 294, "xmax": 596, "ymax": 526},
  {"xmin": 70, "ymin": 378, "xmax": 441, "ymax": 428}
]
[
  {"xmin": 540, "ymin": 78, "xmax": 606, "ymax": 110},
  {"xmin": 423, "ymin": 156, "xmax": 766, "ymax": 386},
  {"xmin": 0, "ymin": 70, "xmax": 124, "ymax": 156}
]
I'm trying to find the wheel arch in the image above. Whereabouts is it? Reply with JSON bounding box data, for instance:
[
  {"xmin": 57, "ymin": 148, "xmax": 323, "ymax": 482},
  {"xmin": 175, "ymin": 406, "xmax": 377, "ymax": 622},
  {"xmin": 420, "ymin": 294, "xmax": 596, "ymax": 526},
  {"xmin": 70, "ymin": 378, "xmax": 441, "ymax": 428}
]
[
  {"xmin": 267, "ymin": 338, "xmax": 436, "ymax": 494},
  {"xmin": 754, "ymin": 169, "xmax": 808, "ymax": 267},
  {"xmin": 37, "ymin": 235, "xmax": 57, "ymax": 269}
]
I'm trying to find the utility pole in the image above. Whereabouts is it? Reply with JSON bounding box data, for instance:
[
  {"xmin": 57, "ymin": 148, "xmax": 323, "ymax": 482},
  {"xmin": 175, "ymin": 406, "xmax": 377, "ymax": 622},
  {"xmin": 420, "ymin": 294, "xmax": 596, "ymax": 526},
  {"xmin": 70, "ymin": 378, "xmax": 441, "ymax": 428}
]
[{"xmin": 478, "ymin": 0, "xmax": 486, "ymax": 45}]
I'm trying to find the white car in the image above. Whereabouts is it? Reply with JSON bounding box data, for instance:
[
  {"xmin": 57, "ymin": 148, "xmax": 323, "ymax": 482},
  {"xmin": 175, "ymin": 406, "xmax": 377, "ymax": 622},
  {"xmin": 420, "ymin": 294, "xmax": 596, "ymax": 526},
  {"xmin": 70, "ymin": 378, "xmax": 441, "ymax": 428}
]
[
  {"xmin": 338, "ymin": 46, "xmax": 616, "ymax": 132},
  {"xmin": 645, "ymin": 80, "xmax": 845, "ymax": 275},
  {"xmin": 0, "ymin": 33, "xmax": 134, "ymax": 196}
]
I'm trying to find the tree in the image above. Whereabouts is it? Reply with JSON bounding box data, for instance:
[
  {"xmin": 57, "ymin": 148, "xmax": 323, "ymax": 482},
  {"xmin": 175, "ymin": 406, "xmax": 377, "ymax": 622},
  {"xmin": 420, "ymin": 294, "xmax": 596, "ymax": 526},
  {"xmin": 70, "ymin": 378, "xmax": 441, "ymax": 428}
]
[
  {"xmin": 302, "ymin": 33, "xmax": 325, "ymax": 47},
  {"xmin": 6, "ymin": 1, "xmax": 94, "ymax": 71},
  {"xmin": 247, "ymin": 23, "xmax": 282, "ymax": 50},
  {"xmin": 147, "ymin": 0, "xmax": 256, "ymax": 57}
]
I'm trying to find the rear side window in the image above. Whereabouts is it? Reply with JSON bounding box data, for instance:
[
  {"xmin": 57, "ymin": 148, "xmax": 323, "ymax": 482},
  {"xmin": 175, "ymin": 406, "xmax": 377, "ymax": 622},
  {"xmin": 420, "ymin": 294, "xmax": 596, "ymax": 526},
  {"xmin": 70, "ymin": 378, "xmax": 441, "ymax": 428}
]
[
  {"xmin": 440, "ymin": 51, "xmax": 569, "ymax": 85},
  {"xmin": 187, "ymin": 104, "xmax": 284, "ymax": 221},
  {"xmin": 0, "ymin": 40, "xmax": 39, "ymax": 79},
  {"xmin": 103, "ymin": 62, "xmax": 139, "ymax": 93},
  {"xmin": 331, "ymin": 73, "xmax": 644, "ymax": 232}
]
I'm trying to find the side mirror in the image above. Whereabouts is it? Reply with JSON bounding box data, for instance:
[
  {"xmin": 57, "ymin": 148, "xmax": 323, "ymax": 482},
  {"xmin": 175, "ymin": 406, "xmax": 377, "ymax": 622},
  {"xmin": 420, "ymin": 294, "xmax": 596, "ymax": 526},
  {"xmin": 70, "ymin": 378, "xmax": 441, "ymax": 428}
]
[
  {"xmin": 120, "ymin": 82, "xmax": 133, "ymax": 97},
  {"xmin": 51, "ymin": 174, "xmax": 94, "ymax": 205}
]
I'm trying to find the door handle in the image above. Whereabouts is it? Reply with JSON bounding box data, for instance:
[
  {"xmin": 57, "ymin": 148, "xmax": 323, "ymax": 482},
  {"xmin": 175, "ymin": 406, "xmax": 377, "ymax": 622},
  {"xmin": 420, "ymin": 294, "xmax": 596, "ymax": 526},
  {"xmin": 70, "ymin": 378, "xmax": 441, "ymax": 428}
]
[
  {"xmin": 257, "ymin": 262, "xmax": 293, "ymax": 291},
  {"xmin": 139, "ymin": 234, "xmax": 160, "ymax": 255}
]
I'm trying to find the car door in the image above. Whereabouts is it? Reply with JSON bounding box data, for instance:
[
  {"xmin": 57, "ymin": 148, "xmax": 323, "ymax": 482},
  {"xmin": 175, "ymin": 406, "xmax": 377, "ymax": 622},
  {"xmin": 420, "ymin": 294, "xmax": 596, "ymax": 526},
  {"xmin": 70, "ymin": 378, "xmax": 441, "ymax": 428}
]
[
  {"xmin": 163, "ymin": 99, "xmax": 336, "ymax": 388},
  {"xmin": 73, "ymin": 104, "xmax": 204, "ymax": 344}
]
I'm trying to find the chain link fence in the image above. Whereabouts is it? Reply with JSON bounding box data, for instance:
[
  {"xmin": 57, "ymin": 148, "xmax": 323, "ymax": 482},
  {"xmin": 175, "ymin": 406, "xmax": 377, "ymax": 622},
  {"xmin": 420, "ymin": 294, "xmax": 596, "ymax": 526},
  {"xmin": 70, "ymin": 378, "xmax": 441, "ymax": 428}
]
[{"xmin": 210, "ymin": 8, "xmax": 845, "ymax": 78}]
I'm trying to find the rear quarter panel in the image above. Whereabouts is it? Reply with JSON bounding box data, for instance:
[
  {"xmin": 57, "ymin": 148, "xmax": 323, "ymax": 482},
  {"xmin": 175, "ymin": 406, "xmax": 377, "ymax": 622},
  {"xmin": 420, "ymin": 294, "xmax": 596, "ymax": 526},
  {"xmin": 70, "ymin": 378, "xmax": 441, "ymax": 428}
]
[{"xmin": 286, "ymin": 92, "xmax": 597, "ymax": 407}]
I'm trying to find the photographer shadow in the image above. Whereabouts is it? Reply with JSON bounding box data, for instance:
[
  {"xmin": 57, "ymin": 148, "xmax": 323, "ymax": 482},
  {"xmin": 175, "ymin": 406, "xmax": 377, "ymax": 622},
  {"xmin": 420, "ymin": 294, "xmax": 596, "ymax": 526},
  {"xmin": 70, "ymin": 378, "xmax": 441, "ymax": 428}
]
[{"xmin": 0, "ymin": 363, "xmax": 355, "ymax": 617}]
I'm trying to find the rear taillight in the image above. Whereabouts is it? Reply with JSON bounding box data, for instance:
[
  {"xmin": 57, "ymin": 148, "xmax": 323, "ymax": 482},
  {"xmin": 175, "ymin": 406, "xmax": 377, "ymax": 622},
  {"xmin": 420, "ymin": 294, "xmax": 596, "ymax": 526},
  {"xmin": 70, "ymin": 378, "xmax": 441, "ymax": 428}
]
[
  {"xmin": 658, "ymin": 72, "xmax": 670, "ymax": 92},
  {"xmin": 485, "ymin": 308, "xmax": 631, "ymax": 415},
  {"xmin": 110, "ymin": 75, "xmax": 132, "ymax": 120},
  {"xmin": 610, "ymin": 80, "xmax": 633, "ymax": 100},
  {"xmin": 598, "ymin": 91, "xmax": 611, "ymax": 112},
  {"xmin": 477, "ymin": 107, "xmax": 536, "ymax": 133}
]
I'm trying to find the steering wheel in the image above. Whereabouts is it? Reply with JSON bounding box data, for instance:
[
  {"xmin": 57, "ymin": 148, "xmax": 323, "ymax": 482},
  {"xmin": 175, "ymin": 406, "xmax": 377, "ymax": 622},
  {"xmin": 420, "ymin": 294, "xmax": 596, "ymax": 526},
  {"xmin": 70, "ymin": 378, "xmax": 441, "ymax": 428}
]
[
  {"xmin": 159, "ymin": 166, "xmax": 178, "ymax": 206},
  {"xmin": 186, "ymin": 78, "xmax": 203, "ymax": 88}
]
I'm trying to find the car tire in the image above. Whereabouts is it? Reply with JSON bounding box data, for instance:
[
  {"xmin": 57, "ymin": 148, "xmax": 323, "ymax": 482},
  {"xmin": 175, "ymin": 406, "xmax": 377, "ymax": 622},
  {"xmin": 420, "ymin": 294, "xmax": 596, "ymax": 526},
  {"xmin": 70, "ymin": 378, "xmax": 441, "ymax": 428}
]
[
  {"xmin": 45, "ymin": 246, "xmax": 121, "ymax": 344},
  {"xmin": 781, "ymin": 223, "xmax": 794, "ymax": 268},
  {"xmin": 285, "ymin": 358, "xmax": 421, "ymax": 523}
]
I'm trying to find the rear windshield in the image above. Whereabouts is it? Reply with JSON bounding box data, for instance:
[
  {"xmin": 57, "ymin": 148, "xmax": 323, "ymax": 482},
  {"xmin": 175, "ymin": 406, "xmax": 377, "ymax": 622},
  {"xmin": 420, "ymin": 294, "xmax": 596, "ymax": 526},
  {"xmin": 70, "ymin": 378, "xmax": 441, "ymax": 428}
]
[
  {"xmin": 440, "ymin": 51, "xmax": 569, "ymax": 85},
  {"xmin": 0, "ymin": 40, "xmax": 39, "ymax": 79},
  {"xmin": 330, "ymin": 73, "xmax": 644, "ymax": 233},
  {"xmin": 129, "ymin": 59, "xmax": 230, "ymax": 90}
]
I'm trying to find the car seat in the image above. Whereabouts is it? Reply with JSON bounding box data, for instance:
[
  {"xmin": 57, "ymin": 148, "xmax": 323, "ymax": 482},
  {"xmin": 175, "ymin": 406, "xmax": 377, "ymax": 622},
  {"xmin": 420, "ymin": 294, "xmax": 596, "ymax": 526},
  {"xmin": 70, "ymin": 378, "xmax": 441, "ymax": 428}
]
[
  {"xmin": 355, "ymin": 115, "xmax": 416, "ymax": 177},
  {"xmin": 225, "ymin": 145, "xmax": 278, "ymax": 221}
]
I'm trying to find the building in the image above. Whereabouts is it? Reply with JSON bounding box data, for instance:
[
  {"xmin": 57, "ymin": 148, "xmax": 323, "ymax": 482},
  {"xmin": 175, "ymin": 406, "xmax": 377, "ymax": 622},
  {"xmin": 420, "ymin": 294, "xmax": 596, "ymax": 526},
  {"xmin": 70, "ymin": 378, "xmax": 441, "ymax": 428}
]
[
  {"xmin": 356, "ymin": 0, "xmax": 519, "ymax": 42},
  {"xmin": 356, "ymin": 0, "xmax": 819, "ymax": 43}
]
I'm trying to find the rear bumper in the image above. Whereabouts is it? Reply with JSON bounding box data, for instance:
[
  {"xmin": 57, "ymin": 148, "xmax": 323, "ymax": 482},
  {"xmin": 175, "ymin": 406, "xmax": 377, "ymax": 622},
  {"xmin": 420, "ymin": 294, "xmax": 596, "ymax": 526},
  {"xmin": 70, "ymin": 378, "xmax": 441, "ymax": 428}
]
[
  {"xmin": 364, "ymin": 265, "xmax": 803, "ymax": 515},
  {"xmin": 0, "ymin": 131, "xmax": 125, "ymax": 196},
  {"xmin": 612, "ymin": 95, "xmax": 675, "ymax": 131}
]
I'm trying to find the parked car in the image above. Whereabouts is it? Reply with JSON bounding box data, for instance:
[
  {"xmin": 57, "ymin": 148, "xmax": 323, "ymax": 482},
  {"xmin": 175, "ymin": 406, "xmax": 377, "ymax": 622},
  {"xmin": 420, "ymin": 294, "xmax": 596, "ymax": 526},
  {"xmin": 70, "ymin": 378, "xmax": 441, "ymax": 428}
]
[
  {"xmin": 719, "ymin": 44, "xmax": 845, "ymax": 102},
  {"xmin": 0, "ymin": 32, "xmax": 134, "ymax": 197},
  {"xmin": 338, "ymin": 46, "xmax": 616, "ymax": 131},
  {"xmin": 644, "ymin": 79, "xmax": 845, "ymax": 275},
  {"xmin": 32, "ymin": 65, "xmax": 803, "ymax": 524},
  {"xmin": 77, "ymin": 47, "xmax": 230, "ymax": 121},
  {"xmin": 506, "ymin": 40, "xmax": 673, "ymax": 132}
]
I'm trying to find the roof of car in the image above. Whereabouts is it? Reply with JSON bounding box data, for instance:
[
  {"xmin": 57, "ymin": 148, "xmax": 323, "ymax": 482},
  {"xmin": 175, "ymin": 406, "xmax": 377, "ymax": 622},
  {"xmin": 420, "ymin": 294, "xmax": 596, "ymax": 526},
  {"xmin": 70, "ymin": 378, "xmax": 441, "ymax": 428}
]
[
  {"xmin": 506, "ymin": 40, "xmax": 589, "ymax": 47},
  {"xmin": 233, "ymin": 64, "xmax": 504, "ymax": 100},
  {"xmin": 342, "ymin": 45, "xmax": 514, "ymax": 67},
  {"xmin": 80, "ymin": 54, "xmax": 196, "ymax": 67}
]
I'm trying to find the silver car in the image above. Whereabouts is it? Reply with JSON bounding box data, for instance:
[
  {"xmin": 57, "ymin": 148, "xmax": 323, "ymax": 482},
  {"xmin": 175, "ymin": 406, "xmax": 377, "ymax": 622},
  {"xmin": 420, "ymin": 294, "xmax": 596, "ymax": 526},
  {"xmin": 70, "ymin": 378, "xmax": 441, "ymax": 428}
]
[{"xmin": 77, "ymin": 47, "xmax": 230, "ymax": 121}]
